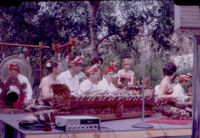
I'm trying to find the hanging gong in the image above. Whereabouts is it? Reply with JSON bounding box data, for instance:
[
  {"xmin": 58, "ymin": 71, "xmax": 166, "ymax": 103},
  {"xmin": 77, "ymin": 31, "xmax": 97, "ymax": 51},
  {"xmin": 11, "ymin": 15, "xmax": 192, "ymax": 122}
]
[{"xmin": 0, "ymin": 55, "xmax": 33, "ymax": 86}]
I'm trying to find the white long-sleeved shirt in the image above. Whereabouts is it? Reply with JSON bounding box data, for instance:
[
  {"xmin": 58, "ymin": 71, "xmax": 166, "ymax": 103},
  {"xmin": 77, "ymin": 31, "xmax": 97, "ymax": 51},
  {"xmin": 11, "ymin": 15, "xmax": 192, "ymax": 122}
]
[
  {"xmin": 78, "ymin": 79, "xmax": 98, "ymax": 95},
  {"xmin": 39, "ymin": 75, "xmax": 61, "ymax": 99},
  {"xmin": 77, "ymin": 71, "xmax": 87, "ymax": 82},
  {"xmin": 172, "ymin": 83, "xmax": 189, "ymax": 102},
  {"xmin": 17, "ymin": 74, "xmax": 33, "ymax": 100},
  {"xmin": 97, "ymin": 78, "xmax": 117, "ymax": 92},
  {"xmin": 154, "ymin": 84, "xmax": 160, "ymax": 96},
  {"xmin": 57, "ymin": 70, "xmax": 80, "ymax": 95}
]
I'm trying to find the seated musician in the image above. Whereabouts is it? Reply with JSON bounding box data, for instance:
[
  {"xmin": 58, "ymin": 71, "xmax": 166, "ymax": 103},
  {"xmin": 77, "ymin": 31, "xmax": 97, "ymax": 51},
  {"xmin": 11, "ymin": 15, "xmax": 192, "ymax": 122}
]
[
  {"xmin": 22, "ymin": 59, "xmax": 63, "ymax": 122},
  {"xmin": 172, "ymin": 75, "xmax": 191, "ymax": 103},
  {"xmin": 110, "ymin": 60, "xmax": 119, "ymax": 87},
  {"xmin": 157, "ymin": 62, "xmax": 191, "ymax": 119},
  {"xmin": 66, "ymin": 55, "xmax": 87, "ymax": 83},
  {"xmin": 97, "ymin": 66, "xmax": 117, "ymax": 92},
  {"xmin": 171, "ymin": 74, "xmax": 179, "ymax": 86},
  {"xmin": 78, "ymin": 65, "xmax": 100, "ymax": 95},
  {"xmin": 186, "ymin": 73, "xmax": 192, "ymax": 96},
  {"xmin": 117, "ymin": 58, "xmax": 135, "ymax": 87},
  {"xmin": 155, "ymin": 72, "xmax": 167, "ymax": 93},
  {"xmin": 186, "ymin": 73, "xmax": 192, "ymax": 79},
  {"xmin": 188, "ymin": 86, "xmax": 192, "ymax": 97},
  {"xmin": 7, "ymin": 63, "xmax": 33, "ymax": 105},
  {"xmin": 91, "ymin": 57, "xmax": 103, "ymax": 68},
  {"xmin": 57, "ymin": 56, "xmax": 83, "ymax": 95},
  {"xmin": 39, "ymin": 59, "xmax": 63, "ymax": 102},
  {"xmin": 77, "ymin": 71, "xmax": 87, "ymax": 83},
  {"xmin": 110, "ymin": 60, "xmax": 119, "ymax": 77}
]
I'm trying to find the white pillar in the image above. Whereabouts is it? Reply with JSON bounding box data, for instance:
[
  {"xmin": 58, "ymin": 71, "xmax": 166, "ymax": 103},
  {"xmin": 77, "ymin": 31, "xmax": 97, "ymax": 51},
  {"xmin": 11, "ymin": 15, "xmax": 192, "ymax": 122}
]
[{"xmin": 192, "ymin": 35, "xmax": 200, "ymax": 138}]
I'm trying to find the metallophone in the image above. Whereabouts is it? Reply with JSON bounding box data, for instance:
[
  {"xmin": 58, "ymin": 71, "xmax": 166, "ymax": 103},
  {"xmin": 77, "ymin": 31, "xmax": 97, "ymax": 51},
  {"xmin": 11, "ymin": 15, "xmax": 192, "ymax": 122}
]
[
  {"xmin": 0, "ymin": 79, "xmax": 155, "ymax": 120},
  {"xmin": 51, "ymin": 84, "xmax": 155, "ymax": 121}
]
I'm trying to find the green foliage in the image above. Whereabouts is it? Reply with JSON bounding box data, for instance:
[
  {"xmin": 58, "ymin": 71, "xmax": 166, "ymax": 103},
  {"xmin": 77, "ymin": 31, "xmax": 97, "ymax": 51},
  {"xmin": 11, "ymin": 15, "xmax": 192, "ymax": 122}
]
[{"xmin": 0, "ymin": 0, "xmax": 192, "ymax": 86}]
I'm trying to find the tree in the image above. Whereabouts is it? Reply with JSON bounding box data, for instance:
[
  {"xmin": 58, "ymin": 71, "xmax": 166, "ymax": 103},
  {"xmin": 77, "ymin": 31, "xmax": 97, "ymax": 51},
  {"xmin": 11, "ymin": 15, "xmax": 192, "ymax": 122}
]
[{"xmin": 0, "ymin": 0, "xmax": 192, "ymax": 76}]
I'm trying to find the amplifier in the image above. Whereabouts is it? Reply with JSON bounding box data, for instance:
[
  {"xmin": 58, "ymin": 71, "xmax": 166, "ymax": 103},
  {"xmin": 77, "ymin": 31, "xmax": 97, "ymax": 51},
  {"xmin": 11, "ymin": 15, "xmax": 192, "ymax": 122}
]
[{"xmin": 55, "ymin": 115, "xmax": 100, "ymax": 132}]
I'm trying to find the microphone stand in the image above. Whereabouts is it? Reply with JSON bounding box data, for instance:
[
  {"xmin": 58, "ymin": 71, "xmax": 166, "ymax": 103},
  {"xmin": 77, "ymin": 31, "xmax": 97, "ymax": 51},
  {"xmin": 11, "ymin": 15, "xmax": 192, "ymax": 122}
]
[{"xmin": 132, "ymin": 23, "xmax": 153, "ymax": 128}]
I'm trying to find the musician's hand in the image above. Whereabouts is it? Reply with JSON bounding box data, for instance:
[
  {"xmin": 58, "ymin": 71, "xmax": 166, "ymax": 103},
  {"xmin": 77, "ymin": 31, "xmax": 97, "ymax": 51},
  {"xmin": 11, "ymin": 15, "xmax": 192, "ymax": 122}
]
[
  {"xmin": 24, "ymin": 98, "xmax": 31, "ymax": 106},
  {"xmin": 168, "ymin": 96, "xmax": 177, "ymax": 101},
  {"xmin": 127, "ymin": 82, "xmax": 132, "ymax": 86}
]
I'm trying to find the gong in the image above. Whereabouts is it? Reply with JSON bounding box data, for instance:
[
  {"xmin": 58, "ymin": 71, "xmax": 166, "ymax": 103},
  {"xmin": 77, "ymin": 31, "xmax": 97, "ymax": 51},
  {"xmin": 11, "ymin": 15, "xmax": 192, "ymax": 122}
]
[{"xmin": 0, "ymin": 55, "xmax": 33, "ymax": 86}]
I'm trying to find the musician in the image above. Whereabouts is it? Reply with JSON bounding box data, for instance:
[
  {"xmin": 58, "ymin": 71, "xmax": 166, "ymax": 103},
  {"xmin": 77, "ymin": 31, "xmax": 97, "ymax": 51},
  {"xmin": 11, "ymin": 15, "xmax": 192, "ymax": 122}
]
[
  {"xmin": 117, "ymin": 58, "xmax": 135, "ymax": 87},
  {"xmin": 77, "ymin": 71, "xmax": 87, "ymax": 83},
  {"xmin": 158, "ymin": 62, "xmax": 177, "ymax": 98},
  {"xmin": 154, "ymin": 74, "xmax": 165, "ymax": 97},
  {"xmin": 157, "ymin": 62, "xmax": 191, "ymax": 119},
  {"xmin": 186, "ymin": 73, "xmax": 192, "ymax": 97},
  {"xmin": 66, "ymin": 55, "xmax": 87, "ymax": 83},
  {"xmin": 186, "ymin": 73, "xmax": 192, "ymax": 79},
  {"xmin": 57, "ymin": 56, "xmax": 83, "ymax": 95},
  {"xmin": 91, "ymin": 57, "xmax": 103, "ymax": 68},
  {"xmin": 110, "ymin": 61, "xmax": 119, "ymax": 87},
  {"xmin": 172, "ymin": 75, "xmax": 190, "ymax": 102},
  {"xmin": 8, "ymin": 63, "xmax": 33, "ymax": 104},
  {"xmin": 78, "ymin": 65, "xmax": 100, "ymax": 95},
  {"xmin": 171, "ymin": 74, "xmax": 179, "ymax": 86},
  {"xmin": 110, "ymin": 61, "xmax": 119, "ymax": 77},
  {"xmin": 139, "ymin": 76, "xmax": 151, "ymax": 89},
  {"xmin": 39, "ymin": 59, "xmax": 63, "ymax": 101},
  {"xmin": 188, "ymin": 86, "xmax": 192, "ymax": 96},
  {"xmin": 97, "ymin": 66, "xmax": 117, "ymax": 92}
]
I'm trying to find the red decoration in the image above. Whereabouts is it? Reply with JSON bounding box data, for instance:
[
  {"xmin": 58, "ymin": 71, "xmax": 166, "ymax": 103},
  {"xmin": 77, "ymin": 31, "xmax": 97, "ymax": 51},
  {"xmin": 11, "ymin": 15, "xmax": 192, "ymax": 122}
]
[
  {"xmin": 9, "ymin": 64, "xmax": 20, "ymax": 72},
  {"xmin": 186, "ymin": 73, "xmax": 192, "ymax": 78},
  {"xmin": 179, "ymin": 75, "xmax": 190, "ymax": 81},
  {"xmin": 103, "ymin": 65, "xmax": 116, "ymax": 74},
  {"xmin": 85, "ymin": 65, "xmax": 99, "ymax": 74},
  {"xmin": 66, "ymin": 37, "xmax": 78, "ymax": 56},
  {"xmin": 27, "ymin": 47, "xmax": 30, "ymax": 57},
  {"xmin": 57, "ymin": 47, "xmax": 61, "ymax": 54},
  {"xmin": 68, "ymin": 56, "xmax": 83, "ymax": 66},
  {"xmin": 2, "ymin": 45, "xmax": 5, "ymax": 53}
]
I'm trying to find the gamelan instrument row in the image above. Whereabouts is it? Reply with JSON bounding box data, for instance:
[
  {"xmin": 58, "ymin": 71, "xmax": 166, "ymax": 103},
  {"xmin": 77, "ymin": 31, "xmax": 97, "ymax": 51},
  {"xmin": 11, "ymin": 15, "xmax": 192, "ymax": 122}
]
[
  {"xmin": 51, "ymin": 84, "xmax": 155, "ymax": 120},
  {"xmin": 0, "ymin": 78, "xmax": 155, "ymax": 120}
]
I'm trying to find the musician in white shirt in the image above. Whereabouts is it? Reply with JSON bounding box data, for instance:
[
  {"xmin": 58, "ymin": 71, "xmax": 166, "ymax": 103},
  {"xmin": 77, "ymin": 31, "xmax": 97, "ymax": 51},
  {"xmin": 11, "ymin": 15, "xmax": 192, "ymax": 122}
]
[
  {"xmin": 77, "ymin": 71, "xmax": 87, "ymax": 83},
  {"xmin": 57, "ymin": 56, "xmax": 83, "ymax": 95},
  {"xmin": 8, "ymin": 63, "xmax": 33, "ymax": 105},
  {"xmin": 97, "ymin": 66, "xmax": 117, "ymax": 92},
  {"xmin": 172, "ymin": 75, "xmax": 190, "ymax": 102},
  {"xmin": 91, "ymin": 57, "xmax": 103, "ymax": 68},
  {"xmin": 78, "ymin": 65, "xmax": 100, "ymax": 95},
  {"xmin": 110, "ymin": 60, "xmax": 119, "ymax": 78}
]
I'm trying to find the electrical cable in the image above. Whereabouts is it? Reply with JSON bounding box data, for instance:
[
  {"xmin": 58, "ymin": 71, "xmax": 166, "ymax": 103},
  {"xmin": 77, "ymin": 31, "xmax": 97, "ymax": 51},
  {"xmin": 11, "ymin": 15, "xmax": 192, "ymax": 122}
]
[
  {"xmin": 101, "ymin": 127, "xmax": 110, "ymax": 138},
  {"xmin": 18, "ymin": 120, "xmax": 52, "ymax": 131},
  {"xmin": 97, "ymin": 127, "xmax": 102, "ymax": 138},
  {"xmin": 154, "ymin": 111, "xmax": 167, "ymax": 137},
  {"xmin": 100, "ymin": 126, "xmax": 117, "ymax": 138},
  {"xmin": 66, "ymin": 130, "xmax": 70, "ymax": 138},
  {"xmin": 59, "ymin": 130, "xmax": 64, "ymax": 138}
]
